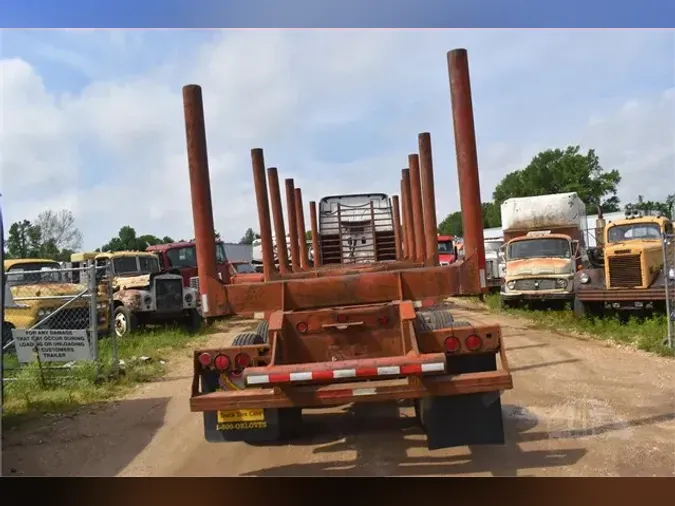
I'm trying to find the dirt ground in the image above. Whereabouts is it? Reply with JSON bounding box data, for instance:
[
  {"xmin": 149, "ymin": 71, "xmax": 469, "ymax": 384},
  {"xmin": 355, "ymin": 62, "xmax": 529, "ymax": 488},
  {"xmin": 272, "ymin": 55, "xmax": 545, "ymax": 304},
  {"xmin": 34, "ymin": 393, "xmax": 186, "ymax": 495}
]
[{"xmin": 3, "ymin": 301, "xmax": 674, "ymax": 477}]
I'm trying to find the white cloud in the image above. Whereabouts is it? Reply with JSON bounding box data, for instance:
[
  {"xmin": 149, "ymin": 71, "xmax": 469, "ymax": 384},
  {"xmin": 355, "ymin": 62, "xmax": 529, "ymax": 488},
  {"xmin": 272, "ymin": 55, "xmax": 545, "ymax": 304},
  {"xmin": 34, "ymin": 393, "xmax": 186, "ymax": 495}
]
[{"xmin": 0, "ymin": 30, "xmax": 673, "ymax": 250}]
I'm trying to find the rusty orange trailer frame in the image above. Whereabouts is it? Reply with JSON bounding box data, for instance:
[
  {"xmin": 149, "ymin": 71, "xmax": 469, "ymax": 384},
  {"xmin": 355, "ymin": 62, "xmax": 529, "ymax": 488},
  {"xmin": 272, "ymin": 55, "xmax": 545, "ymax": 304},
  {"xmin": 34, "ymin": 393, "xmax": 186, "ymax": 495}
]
[{"xmin": 183, "ymin": 48, "xmax": 512, "ymax": 441}]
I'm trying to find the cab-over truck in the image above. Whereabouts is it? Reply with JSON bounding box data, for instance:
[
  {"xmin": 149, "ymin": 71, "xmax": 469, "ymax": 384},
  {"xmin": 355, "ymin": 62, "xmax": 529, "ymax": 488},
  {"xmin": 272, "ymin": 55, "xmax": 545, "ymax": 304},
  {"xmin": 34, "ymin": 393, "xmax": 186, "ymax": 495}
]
[
  {"xmin": 574, "ymin": 208, "xmax": 675, "ymax": 317},
  {"xmin": 184, "ymin": 48, "xmax": 514, "ymax": 450}
]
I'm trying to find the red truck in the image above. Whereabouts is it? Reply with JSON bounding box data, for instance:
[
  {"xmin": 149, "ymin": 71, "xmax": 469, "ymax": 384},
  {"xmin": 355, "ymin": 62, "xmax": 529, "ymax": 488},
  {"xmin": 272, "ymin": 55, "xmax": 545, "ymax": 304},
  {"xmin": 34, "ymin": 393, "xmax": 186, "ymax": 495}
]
[
  {"xmin": 182, "ymin": 48, "xmax": 513, "ymax": 450},
  {"xmin": 437, "ymin": 234, "xmax": 458, "ymax": 265},
  {"xmin": 147, "ymin": 241, "xmax": 263, "ymax": 290}
]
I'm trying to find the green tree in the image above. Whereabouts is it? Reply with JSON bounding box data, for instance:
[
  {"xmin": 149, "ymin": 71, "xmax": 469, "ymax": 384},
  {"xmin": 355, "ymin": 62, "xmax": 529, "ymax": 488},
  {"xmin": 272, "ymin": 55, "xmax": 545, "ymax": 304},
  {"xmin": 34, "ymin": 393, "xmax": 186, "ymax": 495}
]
[
  {"xmin": 239, "ymin": 228, "xmax": 260, "ymax": 245},
  {"xmin": 625, "ymin": 194, "xmax": 675, "ymax": 219},
  {"xmin": 438, "ymin": 203, "xmax": 501, "ymax": 237},
  {"xmin": 492, "ymin": 146, "xmax": 621, "ymax": 213},
  {"xmin": 5, "ymin": 220, "xmax": 42, "ymax": 258},
  {"xmin": 100, "ymin": 226, "xmax": 174, "ymax": 252},
  {"xmin": 34, "ymin": 209, "xmax": 83, "ymax": 253}
]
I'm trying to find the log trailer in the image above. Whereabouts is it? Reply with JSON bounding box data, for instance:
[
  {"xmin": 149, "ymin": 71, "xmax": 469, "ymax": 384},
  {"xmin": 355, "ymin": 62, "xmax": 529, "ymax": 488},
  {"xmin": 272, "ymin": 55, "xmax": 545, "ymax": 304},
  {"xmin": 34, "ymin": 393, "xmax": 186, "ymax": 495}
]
[{"xmin": 185, "ymin": 48, "xmax": 514, "ymax": 450}]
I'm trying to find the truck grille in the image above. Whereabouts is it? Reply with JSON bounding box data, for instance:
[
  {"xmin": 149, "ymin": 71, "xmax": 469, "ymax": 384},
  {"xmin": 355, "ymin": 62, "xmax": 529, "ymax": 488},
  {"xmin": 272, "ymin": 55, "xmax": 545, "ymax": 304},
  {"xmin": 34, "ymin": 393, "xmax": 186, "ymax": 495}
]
[
  {"xmin": 155, "ymin": 279, "xmax": 184, "ymax": 312},
  {"xmin": 608, "ymin": 254, "xmax": 642, "ymax": 288},
  {"xmin": 513, "ymin": 279, "xmax": 558, "ymax": 290},
  {"xmin": 190, "ymin": 276, "xmax": 199, "ymax": 291}
]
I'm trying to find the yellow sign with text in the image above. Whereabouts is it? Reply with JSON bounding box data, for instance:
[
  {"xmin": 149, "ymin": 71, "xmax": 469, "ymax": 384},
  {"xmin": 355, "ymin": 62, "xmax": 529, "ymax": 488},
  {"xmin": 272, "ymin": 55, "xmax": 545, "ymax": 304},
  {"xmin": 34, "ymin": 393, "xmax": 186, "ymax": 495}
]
[{"xmin": 217, "ymin": 409, "xmax": 265, "ymax": 423}]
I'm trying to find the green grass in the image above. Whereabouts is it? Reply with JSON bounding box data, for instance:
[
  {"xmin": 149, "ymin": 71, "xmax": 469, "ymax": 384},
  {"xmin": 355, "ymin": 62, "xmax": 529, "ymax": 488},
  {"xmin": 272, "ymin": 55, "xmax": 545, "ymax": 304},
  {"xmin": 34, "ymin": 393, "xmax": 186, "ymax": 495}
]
[
  {"xmin": 1, "ymin": 324, "xmax": 222, "ymax": 427},
  {"xmin": 476, "ymin": 293, "xmax": 674, "ymax": 357}
]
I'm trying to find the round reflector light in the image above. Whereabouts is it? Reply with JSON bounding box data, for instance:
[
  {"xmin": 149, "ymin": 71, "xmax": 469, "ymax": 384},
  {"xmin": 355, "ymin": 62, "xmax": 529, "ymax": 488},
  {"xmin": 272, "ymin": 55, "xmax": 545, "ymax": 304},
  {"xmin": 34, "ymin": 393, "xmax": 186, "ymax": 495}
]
[
  {"xmin": 378, "ymin": 315, "xmax": 389, "ymax": 325},
  {"xmin": 296, "ymin": 321, "xmax": 308, "ymax": 333},
  {"xmin": 465, "ymin": 334, "xmax": 482, "ymax": 351},
  {"xmin": 443, "ymin": 336, "xmax": 461, "ymax": 353},
  {"xmin": 198, "ymin": 352, "xmax": 213, "ymax": 367},
  {"xmin": 235, "ymin": 353, "xmax": 251, "ymax": 369},
  {"xmin": 214, "ymin": 354, "xmax": 230, "ymax": 371}
]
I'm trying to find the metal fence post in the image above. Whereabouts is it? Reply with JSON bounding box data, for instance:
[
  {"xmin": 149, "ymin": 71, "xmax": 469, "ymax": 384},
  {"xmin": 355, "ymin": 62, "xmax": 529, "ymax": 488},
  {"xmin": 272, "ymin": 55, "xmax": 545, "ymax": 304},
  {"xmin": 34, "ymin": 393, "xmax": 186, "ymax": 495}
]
[{"xmin": 87, "ymin": 261, "xmax": 100, "ymax": 379}]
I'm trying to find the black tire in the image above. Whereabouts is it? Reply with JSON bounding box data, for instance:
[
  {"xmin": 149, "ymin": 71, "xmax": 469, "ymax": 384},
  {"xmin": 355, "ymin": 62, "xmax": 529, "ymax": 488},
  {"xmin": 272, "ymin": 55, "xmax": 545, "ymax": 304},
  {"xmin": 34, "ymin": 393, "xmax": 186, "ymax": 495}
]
[
  {"xmin": 415, "ymin": 308, "xmax": 455, "ymax": 332},
  {"xmin": 254, "ymin": 320, "xmax": 269, "ymax": 342},
  {"xmin": 232, "ymin": 332, "xmax": 266, "ymax": 346},
  {"xmin": 573, "ymin": 296, "xmax": 587, "ymax": 318},
  {"xmin": 184, "ymin": 308, "xmax": 203, "ymax": 334},
  {"xmin": 113, "ymin": 306, "xmax": 138, "ymax": 338},
  {"xmin": 500, "ymin": 297, "xmax": 515, "ymax": 310}
]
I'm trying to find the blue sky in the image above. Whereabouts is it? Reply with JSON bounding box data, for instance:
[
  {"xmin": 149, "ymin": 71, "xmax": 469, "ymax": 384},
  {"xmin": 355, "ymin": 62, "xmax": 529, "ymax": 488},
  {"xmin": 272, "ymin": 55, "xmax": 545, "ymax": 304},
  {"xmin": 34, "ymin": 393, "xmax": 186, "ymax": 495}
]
[
  {"xmin": 1, "ymin": 29, "xmax": 674, "ymax": 250},
  {"xmin": 1, "ymin": 0, "xmax": 673, "ymax": 28}
]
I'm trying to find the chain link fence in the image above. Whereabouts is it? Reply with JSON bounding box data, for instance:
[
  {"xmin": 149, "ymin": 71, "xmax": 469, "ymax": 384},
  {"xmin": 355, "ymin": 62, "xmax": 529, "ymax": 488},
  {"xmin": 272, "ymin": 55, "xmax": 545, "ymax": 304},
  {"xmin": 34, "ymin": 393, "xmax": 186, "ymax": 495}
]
[
  {"xmin": 2, "ymin": 261, "xmax": 118, "ymax": 387},
  {"xmin": 662, "ymin": 232, "xmax": 675, "ymax": 349}
]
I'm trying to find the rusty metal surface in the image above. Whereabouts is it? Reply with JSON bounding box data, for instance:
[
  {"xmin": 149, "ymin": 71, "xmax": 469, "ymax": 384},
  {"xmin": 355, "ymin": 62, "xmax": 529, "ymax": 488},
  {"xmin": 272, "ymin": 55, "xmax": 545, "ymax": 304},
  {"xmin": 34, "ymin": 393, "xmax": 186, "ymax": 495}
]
[
  {"xmin": 182, "ymin": 85, "xmax": 229, "ymax": 316},
  {"xmin": 408, "ymin": 153, "xmax": 427, "ymax": 263},
  {"xmin": 400, "ymin": 181, "xmax": 410, "ymax": 258},
  {"xmin": 294, "ymin": 187, "xmax": 310, "ymax": 269},
  {"xmin": 391, "ymin": 195, "xmax": 403, "ymax": 260},
  {"xmin": 285, "ymin": 178, "xmax": 301, "ymax": 272},
  {"xmin": 274, "ymin": 260, "xmax": 423, "ymax": 280},
  {"xmin": 251, "ymin": 149, "xmax": 276, "ymax": 281},
  {"xmin": 401, "ymin": 169, "xmax": 416, "ymax": 260},
  {"xmin": 419, "ymin": 132, "xmax": 439, "ymax": 266},
  {"xmin": 447, "ymin": 49, "xmax": 487, "ymax": 291},
  {"xmin": 266, "ymin": 167, "xmax": 290, "ymax": 274},
  {"xmin": 309, "ymin": 201, "xmax": 321, "ymax": 267}
]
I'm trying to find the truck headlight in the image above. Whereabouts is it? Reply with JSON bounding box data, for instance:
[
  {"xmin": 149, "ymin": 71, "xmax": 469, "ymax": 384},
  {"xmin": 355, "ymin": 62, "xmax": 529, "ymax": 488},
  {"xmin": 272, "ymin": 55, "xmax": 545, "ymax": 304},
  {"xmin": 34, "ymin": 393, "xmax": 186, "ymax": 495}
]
[
  {"xmin": 579, "ymin": 272, "xmax": 590, "ymax": 284},
  {"xmin": 144, "ymin": 295, "xmax": 152, "ymax": 305},
  {"xmin": 37, "ymin": 308, "xmax": 53, "ymax": 319},
  {"xmin": 669, "ymin": 267, "xmax": 675, "ymax": 280},
  {"xmin": 506, "ymin": 280, "xmax": 516, "ymax": 290},
  {"xmin": 185, "ymin": 293, "xmax": 193, "ymax": 304},
  {"xmin": 556, "ymin": 278, "xmax": 568, "ymax": 288}
]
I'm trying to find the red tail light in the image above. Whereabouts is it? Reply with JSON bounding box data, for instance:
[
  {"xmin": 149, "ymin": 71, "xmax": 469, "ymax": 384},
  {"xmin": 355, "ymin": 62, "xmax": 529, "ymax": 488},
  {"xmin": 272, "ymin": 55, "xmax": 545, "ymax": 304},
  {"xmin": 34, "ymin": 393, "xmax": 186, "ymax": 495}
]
[
  {"xmin": 378, "ymin": 315, "xmax": 389, "ymax": 325},
  {"xmin": 337, "ymin": 314, "xmax": 348, "ymax": 323},
  {"xmin": 296, "ymin": 321, "xmax": 308, "ymax": 333},
  {"xmin": 235, "ymin": 353, "xmax": 251, "ymax": 369},
  {"xmin": 214, "ymin": 354, "xmax": 230, "ymax": 371},
  {"xmin": 198, "ymin": 352, "xmax": 213, "ymax": 367},
  {"xmin": 465, "ymin": 334, "xmax": 482, "ymax": 351},
  {"xmin": 443, "ymin": 336, "xmax": 461, "ymax": 353}
]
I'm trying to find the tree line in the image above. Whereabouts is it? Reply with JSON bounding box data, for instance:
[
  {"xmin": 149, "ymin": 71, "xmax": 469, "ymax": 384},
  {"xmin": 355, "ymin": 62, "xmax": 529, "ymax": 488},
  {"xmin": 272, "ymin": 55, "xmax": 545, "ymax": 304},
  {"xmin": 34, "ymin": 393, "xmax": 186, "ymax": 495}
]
[{"xmin": 5, "ymin": 146, "xmax": 674, "ymax": 262}]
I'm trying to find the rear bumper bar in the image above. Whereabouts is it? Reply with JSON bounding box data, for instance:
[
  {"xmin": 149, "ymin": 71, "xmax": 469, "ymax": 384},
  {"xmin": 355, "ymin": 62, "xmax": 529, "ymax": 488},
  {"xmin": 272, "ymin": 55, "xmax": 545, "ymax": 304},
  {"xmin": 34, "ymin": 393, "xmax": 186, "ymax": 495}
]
[{"xmin": 191, "ymin": 367, "xmax": 513, "ymax": 411}]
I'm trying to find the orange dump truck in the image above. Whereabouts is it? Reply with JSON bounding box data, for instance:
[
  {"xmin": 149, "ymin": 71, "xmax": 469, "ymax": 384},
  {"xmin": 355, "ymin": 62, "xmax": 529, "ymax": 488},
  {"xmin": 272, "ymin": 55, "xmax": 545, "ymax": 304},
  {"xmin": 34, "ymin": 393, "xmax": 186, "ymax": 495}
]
[{"xmin": 183, "ymin": 48, "xmax": 513, "ymax": 450}]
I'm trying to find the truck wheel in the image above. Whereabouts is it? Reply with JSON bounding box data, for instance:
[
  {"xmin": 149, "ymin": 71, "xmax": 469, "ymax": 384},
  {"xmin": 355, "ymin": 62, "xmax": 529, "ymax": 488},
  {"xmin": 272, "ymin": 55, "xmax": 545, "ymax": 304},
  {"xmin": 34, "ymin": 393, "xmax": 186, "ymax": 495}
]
[
  {"xmin": 113, "ymin": 306, "xmax": 138, "ymax": 338},
  {"xmin": 184, "ymin": 309, "xmax": 203, "ymax": 334},
  {"xmin": 573, "ymin": 297, "xmax": 588, "ymax": 318},
  {"xmin": 499, "ymin": 297, "xmax": 515, "ymax": 310}
]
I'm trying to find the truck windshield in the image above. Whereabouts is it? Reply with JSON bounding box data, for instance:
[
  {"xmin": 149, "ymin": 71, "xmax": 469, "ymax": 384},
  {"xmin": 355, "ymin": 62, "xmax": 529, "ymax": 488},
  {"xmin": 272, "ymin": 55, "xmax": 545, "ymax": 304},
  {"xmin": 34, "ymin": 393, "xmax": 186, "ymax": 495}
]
[
  {"xmin": 508, "ymin": 238, "xmax": 571, "ymax": 260},
  {"xmin": 607, "ymin": 223, "xmax": 661, "ymax": 243},
  {"xmin": 5, "ymin": 263, "xmax": 64, "ymax": 286},
  {"xmin": 438, "ymin": 240, "xmax": 453, "ymax": 253},
  {"xmin": 485, "ymin": 241, "xmax": 503, "ymax": 253},
  {"xmin": 113, "ymin": 256, "xmax": 160, "ymax": 275},
  {"xmin": 167, "ymin": 244, "xmax": 228, "ymax": 267}
]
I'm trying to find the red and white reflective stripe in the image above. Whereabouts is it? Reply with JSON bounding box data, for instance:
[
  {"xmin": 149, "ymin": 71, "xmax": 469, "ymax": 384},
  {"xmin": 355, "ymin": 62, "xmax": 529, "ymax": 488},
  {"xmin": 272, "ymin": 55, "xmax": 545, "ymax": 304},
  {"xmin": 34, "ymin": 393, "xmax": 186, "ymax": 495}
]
[{"xmin": 245, "ymin": 361, "xmax": 445, "ymax": 386}]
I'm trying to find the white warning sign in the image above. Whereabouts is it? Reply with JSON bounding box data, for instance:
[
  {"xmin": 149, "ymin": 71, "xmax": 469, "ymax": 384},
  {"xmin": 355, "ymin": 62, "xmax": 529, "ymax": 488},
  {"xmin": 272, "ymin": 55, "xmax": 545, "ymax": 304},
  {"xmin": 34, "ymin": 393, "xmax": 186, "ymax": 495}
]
[{"xmin": 12, "ymin": 329, "xmax": 93, "ymax": 364}]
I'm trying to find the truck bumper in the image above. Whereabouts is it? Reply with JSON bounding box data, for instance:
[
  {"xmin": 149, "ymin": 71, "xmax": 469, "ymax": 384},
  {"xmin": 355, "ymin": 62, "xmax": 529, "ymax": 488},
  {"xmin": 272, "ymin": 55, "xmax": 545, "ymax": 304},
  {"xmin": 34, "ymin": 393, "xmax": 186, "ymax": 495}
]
[
  {"xmin": 576, "ymin": 287, "xmax": 674, "ymax": 303},
  {"xmin": 501, "ymin": 292, "xmax": 573, "ymax": 302}
]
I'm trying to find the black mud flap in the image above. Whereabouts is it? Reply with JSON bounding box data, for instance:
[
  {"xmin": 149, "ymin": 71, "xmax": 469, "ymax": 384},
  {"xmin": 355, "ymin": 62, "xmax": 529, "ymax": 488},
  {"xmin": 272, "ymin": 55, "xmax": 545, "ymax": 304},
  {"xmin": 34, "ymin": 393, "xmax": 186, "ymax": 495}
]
[
  {"xmin": 420, "ymin": 352, "xmax": 505, "ymax": 450},
  {"xmin": 200, "ymin": 370, "xmax": 302, "ymax": 443}
]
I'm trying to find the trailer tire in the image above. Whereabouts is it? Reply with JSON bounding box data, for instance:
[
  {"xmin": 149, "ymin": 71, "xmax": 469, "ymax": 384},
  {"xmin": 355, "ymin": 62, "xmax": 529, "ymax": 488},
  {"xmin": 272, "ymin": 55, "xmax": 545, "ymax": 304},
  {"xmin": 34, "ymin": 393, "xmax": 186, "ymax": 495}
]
[
  {"xmin": 415, "ymin": 308, "xmax": 455, "ymax": 332},
  {"xmin": 232, "ymin": 332, "xmax": 266, "ymax": 346},
  {"xmin": 254, "ymin": 320, "xmax": 269, "ymax": 341},
  {"xmin": 184, "ymin": 309, "xmax": 203, "ymax": 334}
]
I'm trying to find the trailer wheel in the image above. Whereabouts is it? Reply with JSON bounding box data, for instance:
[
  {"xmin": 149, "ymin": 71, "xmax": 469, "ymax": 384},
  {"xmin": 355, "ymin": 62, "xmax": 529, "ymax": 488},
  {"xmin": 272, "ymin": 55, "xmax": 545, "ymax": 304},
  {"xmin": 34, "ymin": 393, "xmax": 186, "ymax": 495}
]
[
  {"xmin": 254, "ymin": 320, "xmax": 269, "ymax": 341},
  {"xmin": 232, "ymin": 332, "xmax": 266, "ymax": 346},
  {"xmin": 415, "ymin": 308, "xmax": 454, "ymax": 332}
]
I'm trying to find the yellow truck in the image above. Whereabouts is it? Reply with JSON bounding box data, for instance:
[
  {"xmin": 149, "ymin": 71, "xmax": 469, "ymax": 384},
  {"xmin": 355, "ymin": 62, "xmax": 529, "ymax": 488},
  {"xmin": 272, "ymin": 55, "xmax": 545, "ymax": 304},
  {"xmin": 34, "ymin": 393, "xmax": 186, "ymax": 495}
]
[
  {"xmin": 574, "ymin": 209, "xmax": 675, "ymax": 317},
  {"xmin": 3, "ymin": 258, "xmax": 102, "ymax": 343},
  {"xmin": 71, "ymin": 251, "xmax": 201, "ymax": 338}
]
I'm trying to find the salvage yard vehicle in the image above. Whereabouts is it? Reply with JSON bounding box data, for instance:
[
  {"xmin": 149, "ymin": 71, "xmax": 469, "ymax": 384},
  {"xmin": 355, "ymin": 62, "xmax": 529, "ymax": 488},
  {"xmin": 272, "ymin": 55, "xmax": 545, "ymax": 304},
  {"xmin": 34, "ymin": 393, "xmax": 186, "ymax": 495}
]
[
  {"xmin": 183, "ymin": 48, "xmax": 513, "ymax": 450},
  {"xmin": 484, "ymin": 236, "xmax": 505, "ymax": 291},
  {"xmin": 437, "ymin": 235, "xmax": 458, "ymax": 266},
  {"xmin": 574, "ymin": 208, "xmax": 675, "ymax": 317},
  {"xmin": 72, "ymin": 251, "xmax": 201, "ymax": 338},
  {"xmin": 3, "ymin": 258, "xmax": 106, "ymax": 338},
  {"xmin": 500, "ymin": 192, "xmax": 587, "ymax": 309}
]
